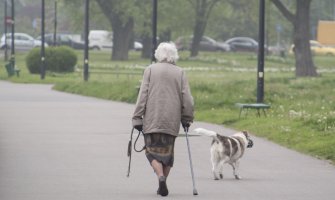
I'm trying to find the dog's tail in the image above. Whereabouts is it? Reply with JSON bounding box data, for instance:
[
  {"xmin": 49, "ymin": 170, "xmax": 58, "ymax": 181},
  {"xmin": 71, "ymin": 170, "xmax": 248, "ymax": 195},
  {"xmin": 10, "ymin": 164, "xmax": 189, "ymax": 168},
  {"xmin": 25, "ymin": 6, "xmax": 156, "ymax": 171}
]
[{"xmin": 193, "ymin": 128, "xmax": 217, "ymax": 138}]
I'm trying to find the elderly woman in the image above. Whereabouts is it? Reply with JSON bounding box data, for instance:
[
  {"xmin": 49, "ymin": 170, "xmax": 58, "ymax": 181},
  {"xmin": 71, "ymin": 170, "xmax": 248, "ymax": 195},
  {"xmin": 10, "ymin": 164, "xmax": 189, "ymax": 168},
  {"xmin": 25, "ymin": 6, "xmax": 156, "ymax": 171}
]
[{"xmin": 132, "ymin": 42, "xmax": 194, "ymax": 196}]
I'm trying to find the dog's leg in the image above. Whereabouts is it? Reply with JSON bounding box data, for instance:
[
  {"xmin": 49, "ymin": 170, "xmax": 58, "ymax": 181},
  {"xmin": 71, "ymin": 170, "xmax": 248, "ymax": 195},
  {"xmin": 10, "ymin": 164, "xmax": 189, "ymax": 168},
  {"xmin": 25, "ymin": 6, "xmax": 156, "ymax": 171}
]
[
  {"xmin": 211, "ymin": 148, "xmax": 221, "ymax": 180},
  {"xmin": 219, "ymin": 160, "xmax": 224, "ymax": 179},
  {"xmin": 230, "ymin": 160, "xmax": 242, "ymax": 180},
  {"xmin": 235, "ymin": 160, "xmax": 241, "ymax": 179},
  {"xmin": 211, "ymin": 155, "xmax": 222, "ymax": 180},
  {"xmin": 212, "ymin": 161, "xmax": 221, "ymax": 180}
]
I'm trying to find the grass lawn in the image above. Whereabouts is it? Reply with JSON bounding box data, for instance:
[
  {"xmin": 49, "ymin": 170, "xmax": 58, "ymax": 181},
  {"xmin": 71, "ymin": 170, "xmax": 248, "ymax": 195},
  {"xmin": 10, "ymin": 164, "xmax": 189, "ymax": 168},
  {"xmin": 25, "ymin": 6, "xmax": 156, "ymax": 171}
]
[{"xmin": 1, "ymin": 49, "xmax": 334, "ymax": 164}]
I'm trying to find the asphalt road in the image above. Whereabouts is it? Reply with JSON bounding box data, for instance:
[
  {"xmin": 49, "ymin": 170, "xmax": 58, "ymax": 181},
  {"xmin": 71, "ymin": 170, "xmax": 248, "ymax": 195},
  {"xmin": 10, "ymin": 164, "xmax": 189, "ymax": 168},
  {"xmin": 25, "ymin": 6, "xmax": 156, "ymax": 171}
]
[{"xmin": 0, "ymin": 80, "xmax": 334, "ymax": 200}]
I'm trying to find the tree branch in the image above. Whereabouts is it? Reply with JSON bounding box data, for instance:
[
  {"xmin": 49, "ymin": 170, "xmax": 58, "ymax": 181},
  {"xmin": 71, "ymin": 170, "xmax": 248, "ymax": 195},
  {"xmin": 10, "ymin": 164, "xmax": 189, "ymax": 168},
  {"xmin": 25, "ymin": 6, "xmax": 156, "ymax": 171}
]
[
  {"xmin": 187, "ymin": 0, "xmax": 196, "ymax": 9},
  {"xmin": 205, "ymin": 0, "xmax": 219, "ymax": 21},
  {"xmin": 270, "ymin": 0, "xmax": 295, "ymax": 24}
]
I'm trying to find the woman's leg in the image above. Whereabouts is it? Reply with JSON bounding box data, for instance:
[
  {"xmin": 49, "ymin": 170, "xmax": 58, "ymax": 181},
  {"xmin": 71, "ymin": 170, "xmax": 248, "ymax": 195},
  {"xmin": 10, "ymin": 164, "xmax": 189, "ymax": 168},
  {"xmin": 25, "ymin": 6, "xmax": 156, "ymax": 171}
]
[
  {"xmin": 151, "ymin": 160, "xmax": 172, "ymax": 178},
  {"xmin": 163, "ymin": 166, "xmax": 171, "ymax": 177},
  {"xmin": 151, "ymin": 159, "xmax": 169, "ymax": 196},
  {"xmin": 151, "ymin": 159, "xmax": 164, "ymax": 177}
]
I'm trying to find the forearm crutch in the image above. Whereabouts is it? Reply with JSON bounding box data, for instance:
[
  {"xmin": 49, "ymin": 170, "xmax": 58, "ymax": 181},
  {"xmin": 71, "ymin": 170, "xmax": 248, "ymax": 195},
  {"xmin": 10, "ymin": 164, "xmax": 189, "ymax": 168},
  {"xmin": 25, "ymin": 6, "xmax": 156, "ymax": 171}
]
[{"xmin": 184, "ymin": 127, "xmax": 199, "ymax": 195}]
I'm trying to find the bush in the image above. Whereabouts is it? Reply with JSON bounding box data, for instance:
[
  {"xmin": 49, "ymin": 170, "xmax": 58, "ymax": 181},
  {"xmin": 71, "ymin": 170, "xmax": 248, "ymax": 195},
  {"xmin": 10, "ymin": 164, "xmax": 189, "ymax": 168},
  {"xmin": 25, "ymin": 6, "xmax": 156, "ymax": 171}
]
[{"xmin": 26, "ymin": 46, "xmax": 77, "ymax": 74}]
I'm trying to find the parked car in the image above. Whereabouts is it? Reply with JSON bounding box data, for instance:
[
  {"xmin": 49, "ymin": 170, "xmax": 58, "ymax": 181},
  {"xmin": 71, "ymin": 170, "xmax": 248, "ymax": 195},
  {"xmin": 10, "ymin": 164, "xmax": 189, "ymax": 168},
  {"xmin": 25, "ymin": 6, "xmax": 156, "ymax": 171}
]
[
  {"xmin": 89, "ymin": 30, "xmax": 113, "ymax": 50},
  {"xmin": 289, "ymin": 40, "xmax": 335, "ymax": 56},
  {"xmin": 225, "ymin": 37, "xmax": 259, "ymax": 52},
  {"xmin": 88, "ymin": 30, "xmax": 142, "ymax": 51},
  {"xmin": 175, "ymin": 36, "xmax": 230, "ymax": 52},
  {"xmin": 36, "ymin": 33, "xmax": 85, "ymax": 50},
  {"xmin": 0, "ymin": 33, "xmax": 47, "ymax": 51},
  {"xmin": 133, "ymin": 41, "xmax": 143, "ymax": 51}
]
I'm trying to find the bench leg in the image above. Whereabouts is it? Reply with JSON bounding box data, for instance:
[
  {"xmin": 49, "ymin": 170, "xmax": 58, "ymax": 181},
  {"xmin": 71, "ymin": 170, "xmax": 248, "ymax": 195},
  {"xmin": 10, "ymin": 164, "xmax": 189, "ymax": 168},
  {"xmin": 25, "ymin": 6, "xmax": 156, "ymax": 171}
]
[
  {"xmin": 238, "ymin": 106, "xmax": 269, "ymax": 119},
  {"xmin": 262, "ymin": 109, "xmax": 267, "ymax": 117},
  {"xmin": 239, "ymin": 108, "xmax": 249, "ymax": 118}
]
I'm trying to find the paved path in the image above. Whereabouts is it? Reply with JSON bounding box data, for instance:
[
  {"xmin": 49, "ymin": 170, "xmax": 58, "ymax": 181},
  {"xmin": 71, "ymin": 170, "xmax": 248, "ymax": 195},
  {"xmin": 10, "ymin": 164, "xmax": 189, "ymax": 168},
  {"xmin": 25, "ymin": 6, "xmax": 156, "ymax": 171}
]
[{"xmin": 0, "ymin": 81, "xmax": 334, "ymax": 200}]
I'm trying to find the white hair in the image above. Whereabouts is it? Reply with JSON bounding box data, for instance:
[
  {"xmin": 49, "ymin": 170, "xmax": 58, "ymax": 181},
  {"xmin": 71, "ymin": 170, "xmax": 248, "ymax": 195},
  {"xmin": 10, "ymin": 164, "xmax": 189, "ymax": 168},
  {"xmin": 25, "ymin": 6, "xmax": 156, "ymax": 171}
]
[{"xmin": 154, "ymin": 42, "xmax": 179, "ymax": 64}]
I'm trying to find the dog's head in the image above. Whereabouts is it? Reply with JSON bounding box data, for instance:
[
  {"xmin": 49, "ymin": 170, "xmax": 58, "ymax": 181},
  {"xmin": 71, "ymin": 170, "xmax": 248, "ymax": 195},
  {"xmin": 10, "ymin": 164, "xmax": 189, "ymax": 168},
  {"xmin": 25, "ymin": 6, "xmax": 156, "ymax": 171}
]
[{"xmin": 242, "ymin": 131, "xmax": 254, "ymax": 148}]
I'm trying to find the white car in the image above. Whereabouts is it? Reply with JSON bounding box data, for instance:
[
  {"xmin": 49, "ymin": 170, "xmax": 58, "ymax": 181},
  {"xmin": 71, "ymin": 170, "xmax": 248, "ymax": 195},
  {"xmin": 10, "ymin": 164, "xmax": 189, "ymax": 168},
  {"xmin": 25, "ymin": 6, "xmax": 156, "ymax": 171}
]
[
  {"xmin": 89, "ymin": 30, "xmax": 113, "ymax": 51},
  {"xmin": 88, "ymin": 30, "xmax": 143, "ymax": 51},
  {"xmin": 133, "ymin": 41, "xmax": 143, "ymax": 51},
  {"xmin": 0, "ymin": 33, "xmax": 48, "ymax": 51}
]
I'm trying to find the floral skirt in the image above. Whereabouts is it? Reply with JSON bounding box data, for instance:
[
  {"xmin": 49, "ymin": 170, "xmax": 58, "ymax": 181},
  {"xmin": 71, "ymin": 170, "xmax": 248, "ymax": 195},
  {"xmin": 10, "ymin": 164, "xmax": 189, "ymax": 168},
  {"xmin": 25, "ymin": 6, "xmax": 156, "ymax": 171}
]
[{"xmin": 144, "ymin": 133, "xmax": 176, "ymax": 167}]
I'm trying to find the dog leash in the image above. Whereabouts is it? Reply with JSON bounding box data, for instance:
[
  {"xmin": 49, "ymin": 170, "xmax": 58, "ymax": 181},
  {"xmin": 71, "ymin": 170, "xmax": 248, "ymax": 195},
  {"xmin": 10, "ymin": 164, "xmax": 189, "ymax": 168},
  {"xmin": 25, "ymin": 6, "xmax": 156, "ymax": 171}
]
[{"xmin": 127, "ymin": 128, "xmax": 145, "ymax": 177}]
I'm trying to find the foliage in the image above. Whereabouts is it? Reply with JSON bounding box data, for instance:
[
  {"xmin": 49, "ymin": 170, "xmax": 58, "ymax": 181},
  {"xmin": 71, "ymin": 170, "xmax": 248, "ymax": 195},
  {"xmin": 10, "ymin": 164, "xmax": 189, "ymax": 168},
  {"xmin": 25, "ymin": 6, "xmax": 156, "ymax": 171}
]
[
  {"xmin": 209, "ymin": 0, "xmax": 259, "ymax": 40},
  {"xmin": 60, "ymin": 0, "xmax": 111, "ymax": 32},
  {"xmin": 25, "ymin": 46, "xmax": 77, "ymax": 74},
  {"xmin": 1, "ymin": 0, "xmax": 334, "ymax": 45}
]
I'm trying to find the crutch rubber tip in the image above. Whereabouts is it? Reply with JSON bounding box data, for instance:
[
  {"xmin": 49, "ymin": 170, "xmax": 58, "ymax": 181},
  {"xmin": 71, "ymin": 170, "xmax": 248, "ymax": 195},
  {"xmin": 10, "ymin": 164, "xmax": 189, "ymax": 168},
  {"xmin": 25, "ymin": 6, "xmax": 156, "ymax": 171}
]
[{"xmin": 193, "ymin": 189, "xmax": 198, "ymax": 195}]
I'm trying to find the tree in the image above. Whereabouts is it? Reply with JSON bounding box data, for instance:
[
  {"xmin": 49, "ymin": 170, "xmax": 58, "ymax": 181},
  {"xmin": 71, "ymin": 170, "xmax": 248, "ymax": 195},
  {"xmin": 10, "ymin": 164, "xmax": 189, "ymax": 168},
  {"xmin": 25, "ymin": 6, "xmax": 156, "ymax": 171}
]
[
  {"xmin": 271, "ymin": 0, "xmax": 317, "ymax": 77},
  {"xmin": 62, "ymin": 0, "xmax": 194, "ymax": 60},
  {"xmin": 135, "ymin": 4, "xmax": 152, "ymax": 59},
  {"xmin": 135, "ymin": 0, "xmax": 194, "ymax": 59},
  {"xmin": 188, "ymin": 0, "xmax": 220, "ymax": 57},
  {"xmin": 62, "ymin": 0, "xmax": 110, "ymax": 33},
  {"xmin": 95, "ymin": 0, "xmax": 135, "ymax": 60}
]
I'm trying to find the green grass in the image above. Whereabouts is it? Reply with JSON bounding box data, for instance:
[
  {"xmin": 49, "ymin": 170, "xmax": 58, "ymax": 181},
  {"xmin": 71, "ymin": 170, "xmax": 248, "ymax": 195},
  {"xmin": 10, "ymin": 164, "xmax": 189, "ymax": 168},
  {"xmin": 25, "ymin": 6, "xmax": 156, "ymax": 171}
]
[{"xmin": 1, "ymin": 50, "xmax": 334, "ymax": 164}]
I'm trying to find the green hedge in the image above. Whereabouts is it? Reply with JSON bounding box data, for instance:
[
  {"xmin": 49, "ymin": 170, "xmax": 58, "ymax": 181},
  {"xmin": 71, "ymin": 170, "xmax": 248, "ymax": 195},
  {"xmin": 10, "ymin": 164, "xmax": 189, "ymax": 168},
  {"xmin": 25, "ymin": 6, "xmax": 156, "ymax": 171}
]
[{"xmin": 26, "ymin": 46, "xmax": 77, "ymax": 74}]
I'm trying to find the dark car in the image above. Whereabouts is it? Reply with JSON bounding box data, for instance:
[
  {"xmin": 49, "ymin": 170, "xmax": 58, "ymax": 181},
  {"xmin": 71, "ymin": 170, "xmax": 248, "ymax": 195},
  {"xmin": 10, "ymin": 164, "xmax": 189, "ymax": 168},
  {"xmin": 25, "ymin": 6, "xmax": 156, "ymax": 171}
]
[
  {"xmin": 175, "ymin": 36, "xmax": 230, "ymax": 52},
  {"xmin": 36, "ymin": 34, "xmax": 85, "ymax": 50},
  {"xmin": 225, "ymin": 37, "xmax": 259, "ymax": 52}
]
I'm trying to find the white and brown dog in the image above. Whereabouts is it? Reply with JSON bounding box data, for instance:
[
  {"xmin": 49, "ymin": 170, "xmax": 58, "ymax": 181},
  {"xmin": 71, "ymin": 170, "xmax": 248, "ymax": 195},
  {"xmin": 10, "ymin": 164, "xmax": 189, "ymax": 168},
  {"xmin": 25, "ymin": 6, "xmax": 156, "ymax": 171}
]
[{"xmin": 193, "ymin": 128, "xmax": 253, "ymax": 180}]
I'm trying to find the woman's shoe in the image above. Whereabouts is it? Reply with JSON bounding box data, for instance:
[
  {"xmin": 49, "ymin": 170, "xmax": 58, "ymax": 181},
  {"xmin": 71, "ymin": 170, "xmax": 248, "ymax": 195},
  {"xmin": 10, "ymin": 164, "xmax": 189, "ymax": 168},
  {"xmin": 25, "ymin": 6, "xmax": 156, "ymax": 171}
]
[{"xmin": 158, "ymin": 176, "xmax": 168, "ymax": 196}]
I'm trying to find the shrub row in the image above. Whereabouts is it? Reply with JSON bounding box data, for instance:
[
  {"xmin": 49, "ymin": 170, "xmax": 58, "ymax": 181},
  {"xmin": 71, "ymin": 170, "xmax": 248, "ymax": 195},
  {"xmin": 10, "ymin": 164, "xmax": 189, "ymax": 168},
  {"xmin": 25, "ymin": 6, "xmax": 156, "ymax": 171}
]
[{"xmin": 26, "ymin": 46, "xmax": 77, "ymax": 74}]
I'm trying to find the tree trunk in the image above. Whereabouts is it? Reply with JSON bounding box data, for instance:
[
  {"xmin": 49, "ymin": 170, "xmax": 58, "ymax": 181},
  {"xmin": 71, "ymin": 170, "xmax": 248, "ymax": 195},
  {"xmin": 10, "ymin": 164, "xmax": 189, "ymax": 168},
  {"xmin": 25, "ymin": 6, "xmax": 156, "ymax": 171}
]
[
  {"xmin": 190, "ymin": 0, "xmax": 219, "ymax": 57},
  {"xmin": 139, "ymin": 21, "xmax": 152, "ymax": 59},
  {"xmin": 111, "ymin": 17, "xmax": 134, "ymax": 60},
  {"xmin": 159, "ymin": 29, "xmax": 171, "ymax": 42},
  {"xmin": 271, "ymin": 0, "xmax": 317, "ymax": 77},
  {"xmin": 141, "ymin": 34, "xmax": 152, "ymax": 59},
  {"xmin": 191, "ymin": 14, "xmax": 206, "ymax": 57},
  {"xmin": 95, "ymin": 0, "xmax": 134, "ymax": 61},
  {"xmin": 293, "ymin": 0, "xmax": 317, "ymax": 76}
]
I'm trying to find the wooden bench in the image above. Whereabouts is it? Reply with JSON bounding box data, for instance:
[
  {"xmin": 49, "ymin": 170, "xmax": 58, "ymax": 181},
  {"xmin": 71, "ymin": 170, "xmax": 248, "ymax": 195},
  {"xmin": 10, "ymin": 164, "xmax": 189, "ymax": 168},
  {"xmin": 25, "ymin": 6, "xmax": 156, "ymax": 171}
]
[{"xmin": 235, "ymin": 103, "xmax": 271, "ymax": 118}]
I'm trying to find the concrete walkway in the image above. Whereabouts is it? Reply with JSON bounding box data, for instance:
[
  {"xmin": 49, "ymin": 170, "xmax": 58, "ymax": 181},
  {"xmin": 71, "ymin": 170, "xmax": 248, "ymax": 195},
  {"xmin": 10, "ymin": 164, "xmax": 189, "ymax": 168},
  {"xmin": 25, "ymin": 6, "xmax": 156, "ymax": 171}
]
[{"xmin": 0, "ymin": 80, "xmax": 334, "ymax": 200}]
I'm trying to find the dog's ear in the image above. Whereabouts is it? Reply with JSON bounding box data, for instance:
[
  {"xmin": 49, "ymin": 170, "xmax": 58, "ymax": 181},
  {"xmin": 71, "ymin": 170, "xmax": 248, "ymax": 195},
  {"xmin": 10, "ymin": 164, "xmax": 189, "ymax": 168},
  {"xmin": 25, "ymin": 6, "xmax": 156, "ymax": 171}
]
[{"xmin": 242, "ymin": 130, "xmax": 249, "ymax": 137}]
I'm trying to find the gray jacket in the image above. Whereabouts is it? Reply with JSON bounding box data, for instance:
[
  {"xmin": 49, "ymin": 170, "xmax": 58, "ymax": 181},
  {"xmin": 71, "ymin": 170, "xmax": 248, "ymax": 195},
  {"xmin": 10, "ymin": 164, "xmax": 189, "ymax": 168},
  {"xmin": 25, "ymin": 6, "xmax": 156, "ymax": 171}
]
[{"xmin": 132, "ymin": 62, "xmax": 194, "ymax": 137}]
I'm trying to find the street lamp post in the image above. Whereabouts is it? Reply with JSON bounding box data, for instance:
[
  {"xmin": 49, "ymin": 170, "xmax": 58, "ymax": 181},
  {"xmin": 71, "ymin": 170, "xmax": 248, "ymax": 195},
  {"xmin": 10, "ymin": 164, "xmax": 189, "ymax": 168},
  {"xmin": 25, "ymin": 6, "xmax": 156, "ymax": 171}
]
[
  {"xmin": 257, "ymin": 0, "xmax": 265, "ymax": 103},
  {"xmin": 84, "ymin": 0, "xmax": 89, "ymax": 81},
  {"xmin": 10, "ymin": 0, "xmax": 15, "ymax": 68},
  {"xmin": 4, "ymin": 0, "xmax": 8, "ymax": 61},
  {"xmin": 151, "ymin": 0, "xmax": 157, "ymax": 63},
  {"xmin": 54, "ymin": 1, "xmax": 57, "ymax": 46},
  {"xmin": 40, "ymin": 0, "xmax": 46, "ymax": 80}
]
